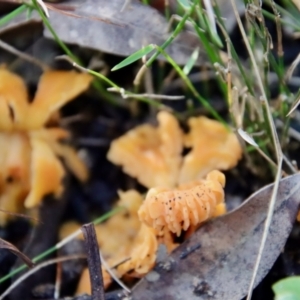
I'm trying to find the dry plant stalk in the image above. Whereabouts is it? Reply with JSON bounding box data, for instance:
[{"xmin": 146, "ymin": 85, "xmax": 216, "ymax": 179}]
[{"xmin": 229, "ymin": 1, "xmax": 283, "ymax": 299}]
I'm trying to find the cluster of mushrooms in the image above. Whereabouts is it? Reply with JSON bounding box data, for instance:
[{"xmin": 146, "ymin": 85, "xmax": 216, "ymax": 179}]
[
  {"xmin": 77, "ymin": 111, "xmax": 242, "ymax": 293},
  {"xmin": 0, "ymin": 67, "xmax": 243, "ymax": 294}
]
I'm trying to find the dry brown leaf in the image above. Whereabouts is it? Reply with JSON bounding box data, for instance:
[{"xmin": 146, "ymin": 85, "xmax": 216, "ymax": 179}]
[
  {"xmin": 44, "ymin": 0, "xmax": 205, "ymax": 66},
  {"xmin": 131, "ymin": 174, "xmax": 300, "ymax": 300}
]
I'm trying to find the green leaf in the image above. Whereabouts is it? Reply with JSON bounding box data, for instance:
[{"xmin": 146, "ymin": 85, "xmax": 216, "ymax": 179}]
[
  {"xmin": 202, "ymin": 13, "xmax": 223, "ymax": 48},
  {"xmin": 0, "ymin": 4, "xmax": 27, "ymax": 27},
  {"xmin": 111, "ymin": 44, "xmax": 155, "ymax": 71},
  {"xmin": 177, "ymin": 0, "xmax": 192, "ymax": 10},
  {"xmin": 26, "ymin": 7, "xmax": 34, "ymax": 20},
  {"xmin": 183, "ymin": 47, "xmax": 199, "ymax": 75},
  {"xmin": 272, "ymin": 276, "xmax": 300, "ymax": 300}
]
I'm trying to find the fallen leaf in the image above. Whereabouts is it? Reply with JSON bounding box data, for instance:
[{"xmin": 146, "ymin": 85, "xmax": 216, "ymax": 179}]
[
  {"xmin": 131, "ymin": 173, "xmax": 300, "ymax": 300},
  {"xmin": 43, "ymin": 0, "xmax": 205, "ymax": 66}
]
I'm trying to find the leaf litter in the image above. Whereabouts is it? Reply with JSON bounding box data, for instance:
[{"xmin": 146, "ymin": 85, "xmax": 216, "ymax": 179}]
[
  {"xmin": 0, "ymin": 0, "xmax": 299, "ymax": 299},
  {"xmin": 1, "ymin": 0, "xmax": 206, "ymax": 65}
]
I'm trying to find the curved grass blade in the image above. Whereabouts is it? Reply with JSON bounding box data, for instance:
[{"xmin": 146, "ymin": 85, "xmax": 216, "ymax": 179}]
[
  {"xmin": 111, "ymin": 44, "xmax": 155, "ymax": 71},
  {"xmin": 183, "ymin": 47, "xmax": 199, "ymax": 75}
]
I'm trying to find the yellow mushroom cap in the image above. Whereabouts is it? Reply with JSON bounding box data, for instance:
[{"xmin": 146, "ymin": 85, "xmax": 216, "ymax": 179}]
[
  {"xmin": 107, "ymin": 111, "xmax": 183, "ymax": 188},
  {"xmin": 95, "ymin": 190, "xmax": 143, "ymax": 257},
  {"xmin": 116, "ymin": 223, "xmax": 158, "ymax": 277},
  {"xmin": 0, "ymin": 68, "xmax": 92, "ymax": 219},
  {"xmin": 179, "ymin": 116, "xmax": 242, "ymax": 184},
  {"xmin": 25, "ymin": 71, "xmax": 93, "ymax": 130},
  {"xmin": 138, "ymin": 170, "xmax": 226, "ymax": 236},
  {"xmin": 0, "ymin": 68, "xmax": 29, "ymax": 131},
  {"xmin": 24, "ymin": 137, "xmax": 65, "ymax": 208}
]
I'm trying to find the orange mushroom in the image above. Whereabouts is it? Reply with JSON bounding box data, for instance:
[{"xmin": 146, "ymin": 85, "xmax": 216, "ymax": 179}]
[
  {"xmin": 115, "ymin": 223, "xmax": 158, "ymax": 278},
  {"xmin": 179, "ymin": 116, "xmax": 242, "ymax": 184},
  {"xmin": 108, "ymin": 113, "xmax": 242, "ymax": 189},
  {"xmin": 75, "ymin": 190, "xmax": 154, "ymax": 292},
  {"xmin": 75, "ymin": 171, "xmax": 227, "ymax": 293},
  {"xmin": 107, "ymin": 111, "xmax": 183, "ymax": 188},
  {"xmin": 94, "ymin": 190, "xmax": 143, "ymax": 257},
  {"xmin": 0, "ymin": 67, "xmax": 93, "ymax": 223},
  {"xmin": 138, "ymin": 170, "xmax": 226, "ymax": 237}
]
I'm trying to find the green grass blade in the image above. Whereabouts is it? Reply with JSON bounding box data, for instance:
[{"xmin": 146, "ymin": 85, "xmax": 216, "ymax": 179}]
[
  {"xmin": 111, "ymin": 44, "xmax": 155, "ymax": 71},
  {"xmin": 183, "ymin": 47, "xmax": 199, "ymax": 75},
  {"xmin": 191, "ymin": 20, "xmax": 227, "ymax": 98},
  {"xmin": 196, "ymin": 5, "xmax": 223, "ymax": 48},
  {"xmin": 177, "ymin": 0, "xmax": 192, "ymax": 10},
  {"xmin": 146, "ymin": 1, "xmax": 198, "ymax": 67},
  {"xmin": 31, "ymin": 0, "xmax": 78, "ymax": 63},
  {"xmin": 0, "ymin": 5, "xmax": 27, "ymax": 27},
  {"xmin": 155, "ymin": 45, "xmax": 226, "ymax": 126}
]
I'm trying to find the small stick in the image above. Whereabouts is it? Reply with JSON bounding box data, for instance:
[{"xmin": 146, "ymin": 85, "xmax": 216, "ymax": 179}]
[
  {"xmin": 0, "ymin": 39, "xmax": 49, "ymax": 71},
  {"xmin": 81, "ymin": 223, "xmax": 105, "ymax": 300},
  {"xmin": 0, "ymin": 255, "xmax": 85, "ymax": 300},
  {"xmin": 54, "ymin": 262, "xmax": 62, "ymax": 299}
]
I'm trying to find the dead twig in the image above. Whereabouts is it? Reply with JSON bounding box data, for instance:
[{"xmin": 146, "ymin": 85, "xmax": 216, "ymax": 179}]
[
  {"xmin": 81, "ymin": 223, "xmax": 105, "ymax": 300},
  {"xmin": 100, "ymin": 253, "xmax": 131, "ymax": 293},
  {"xmin": 107, "ymin": 87, "xmax": 185, "ymax": 100},
  {"xmin": 0, "ymin": 255, "xmax": 85, "ymax": 300},
  {"xmin": 0, "ymin": 40, "xmax": 49, "ymax": 71}
]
